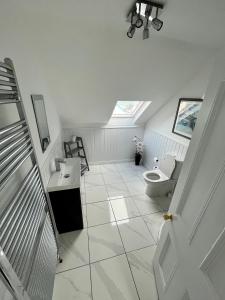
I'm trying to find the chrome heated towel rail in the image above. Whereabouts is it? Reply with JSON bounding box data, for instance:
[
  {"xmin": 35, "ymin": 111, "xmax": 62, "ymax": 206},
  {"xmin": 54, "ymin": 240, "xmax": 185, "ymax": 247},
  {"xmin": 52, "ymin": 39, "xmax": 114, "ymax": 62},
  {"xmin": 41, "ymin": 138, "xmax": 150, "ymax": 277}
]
[{"xmin": 0, "ymin": 58, "xmax": 58, "ymax": 300}]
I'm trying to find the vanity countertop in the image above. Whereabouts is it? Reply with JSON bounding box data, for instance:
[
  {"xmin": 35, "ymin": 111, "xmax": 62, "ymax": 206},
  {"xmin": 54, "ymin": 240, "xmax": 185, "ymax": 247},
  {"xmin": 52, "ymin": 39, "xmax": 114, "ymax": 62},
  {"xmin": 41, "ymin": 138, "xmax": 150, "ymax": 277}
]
[{"xmin": 47, "ymin": 158, "xmax": 80, "ymax": 192}]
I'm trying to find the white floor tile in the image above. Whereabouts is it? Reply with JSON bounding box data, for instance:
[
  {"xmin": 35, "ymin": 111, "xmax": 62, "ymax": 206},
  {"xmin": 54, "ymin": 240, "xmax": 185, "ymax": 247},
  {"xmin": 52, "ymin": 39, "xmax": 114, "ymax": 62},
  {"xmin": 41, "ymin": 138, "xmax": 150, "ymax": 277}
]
[
  {"xmin": 53, "ymin": 265, "xmax": 92, "ymax": 300},
  {"xmin": 85, "ymin": 186, "xmax": 108, "ymax": 203},
  {"xmin": 130, "ymin": 165, "xmax": 147, "ymax": 174},
  {"xmin": 127, "ymin": 246, "xmax": 158, "ymax": 300},
  {"xmin": 88, "ymin": 222, "xmax": 124, "ymax": 263},
  {"xmin": 91, "ymin": 255, "xmax": 139, "ymax": 300},
  {"xmin": 142, "ymin": 212, "xmax": 164, "ymax": 243},
  {"xmin": 86, "ymin": 202, "xmax": 115, "ymax": 227},
  {"xmin": 85, "ymin": 174, "xmax": 105, "ymax": 189},
  {"xmin": 125, "ymin": 180, "xmax": 146, "ymax": 196},
  {"xmin": 117, "ymin": 217, "xmax": 155, "ymax": 252},
  {"xmin": 110, "ymin": 197, "xmax": 140, "ymax": 221},
  {"xmin": 106, "ymin": 182, "xmax": 130, "ymax": 199},
  {"xmin": 152, "ymin": 196, "xmax": 171, "ymax": 211},
  {"xmin": 53, "ymin": 163, "xmax": 163, "ymax": 300},
  {"xmin": 85, "ymin": 165, "xmax": 101, "ymax": 175},
  {"xmin": 103, "ymin": 172, "xmax": 122, "ymax": 184},
  {"xmin": 121, "ymin": 170, "xmax": 140, "ymax": 182},
  {"xmin": 120, "ymin": 173, "xmax": 141, "ymax": 182},
  {"xmin": 100, "ymin": 164, "xmax": 118, "ymax": 174},
  {"xmin": 133, "ymin": 195, "xmax": 161, "ymax": 215},
  {"xmin": 56, "ymin": 230, "xmax": 89, "ymax": 273}
]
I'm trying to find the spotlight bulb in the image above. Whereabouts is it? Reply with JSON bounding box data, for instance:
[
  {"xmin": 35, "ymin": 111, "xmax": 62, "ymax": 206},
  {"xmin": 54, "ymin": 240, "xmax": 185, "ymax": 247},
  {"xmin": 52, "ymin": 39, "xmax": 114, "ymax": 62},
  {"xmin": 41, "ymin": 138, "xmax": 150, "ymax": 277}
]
[
  {"xmin": 152, "ymin": 18, "xmax": 163, "ymax": 31},
  {"xmin": 152, "ymin": 8, "xmax": 163, "ymax": 31},
  {"xmin": 127, "ymin": 25, "xmax": 136, "ymax": 38},
  {"xmin": 135, "ymin": 18, "xmax": 143, "ymax": 28}
]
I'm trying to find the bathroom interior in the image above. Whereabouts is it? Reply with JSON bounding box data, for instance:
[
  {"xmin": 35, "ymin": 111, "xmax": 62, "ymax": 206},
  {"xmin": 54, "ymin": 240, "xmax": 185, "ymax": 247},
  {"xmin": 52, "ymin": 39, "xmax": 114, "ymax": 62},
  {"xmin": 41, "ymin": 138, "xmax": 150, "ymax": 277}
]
[{"xmin": 1, "ymin": 1, "xmax": 225, "ymax": 300}]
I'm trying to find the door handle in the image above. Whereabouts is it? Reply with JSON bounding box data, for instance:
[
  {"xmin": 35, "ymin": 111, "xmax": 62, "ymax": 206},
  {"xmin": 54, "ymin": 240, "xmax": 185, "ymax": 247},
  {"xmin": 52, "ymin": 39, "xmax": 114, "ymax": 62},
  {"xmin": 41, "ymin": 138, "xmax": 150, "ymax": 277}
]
[{"xmin": 163, "ymin": 213, "xmax": 173, "ymax": 221}]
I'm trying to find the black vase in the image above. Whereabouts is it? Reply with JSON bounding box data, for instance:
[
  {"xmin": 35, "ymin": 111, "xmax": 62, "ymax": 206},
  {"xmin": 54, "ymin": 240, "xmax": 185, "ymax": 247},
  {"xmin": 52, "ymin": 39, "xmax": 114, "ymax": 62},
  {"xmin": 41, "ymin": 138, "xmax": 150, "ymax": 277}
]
[{"xmin": 135, "ymin": 153, "xmax": 142, "ymax": 165}]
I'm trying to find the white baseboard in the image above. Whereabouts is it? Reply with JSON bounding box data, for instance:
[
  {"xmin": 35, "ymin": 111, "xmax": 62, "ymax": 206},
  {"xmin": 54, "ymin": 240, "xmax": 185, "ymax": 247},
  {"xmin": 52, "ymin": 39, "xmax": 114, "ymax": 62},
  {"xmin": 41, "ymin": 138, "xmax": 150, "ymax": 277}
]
[{"xmin": 89, "ymin": 159, "xmax": 134, "ymax": 165}]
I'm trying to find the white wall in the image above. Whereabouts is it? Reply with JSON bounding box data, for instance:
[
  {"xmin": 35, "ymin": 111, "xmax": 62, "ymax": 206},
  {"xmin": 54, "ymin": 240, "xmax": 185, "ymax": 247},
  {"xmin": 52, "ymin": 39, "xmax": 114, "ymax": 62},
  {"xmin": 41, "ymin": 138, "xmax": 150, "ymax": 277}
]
[
  {"xmin": 143, "ymin": 130, "xmax": 188, "ymax": 169},
  {"xmin": 63, "ymin": 126, "xmax": 144, "ymax": 164},
  {"xmin": 0, "ymin": 1, "xmax": 213, "ymax": 128},
  {"xmin": 0, "ymin": 54, "xmax": 62, "ymax": 187},
  {"xmin": 143, "ymin": 59, "xmax": 214, "ymax": 168}
]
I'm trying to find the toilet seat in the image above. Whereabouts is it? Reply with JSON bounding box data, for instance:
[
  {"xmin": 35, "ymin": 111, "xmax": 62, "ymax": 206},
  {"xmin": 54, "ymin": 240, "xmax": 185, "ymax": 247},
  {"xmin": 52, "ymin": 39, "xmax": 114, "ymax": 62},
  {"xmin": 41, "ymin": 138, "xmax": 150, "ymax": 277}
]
[
  {"xmin": 143, "ymin": 169, "xmax": 169, "ymax": 183},
  {"xmin": 143, "ymin": 154, "xmax": 176, "ymax": 183}
]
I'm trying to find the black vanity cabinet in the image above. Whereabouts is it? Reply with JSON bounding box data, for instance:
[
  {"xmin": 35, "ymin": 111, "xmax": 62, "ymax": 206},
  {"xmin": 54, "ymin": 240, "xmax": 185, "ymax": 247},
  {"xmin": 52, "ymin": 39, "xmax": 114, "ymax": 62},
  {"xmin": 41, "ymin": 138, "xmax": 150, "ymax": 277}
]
[
  {"xmin": 48, "ymin": 187, "xmax": 83, "ymax": 233},
  {"xmin": 47, "ymin": 158, "xmax": 83, "ymax": 234}
]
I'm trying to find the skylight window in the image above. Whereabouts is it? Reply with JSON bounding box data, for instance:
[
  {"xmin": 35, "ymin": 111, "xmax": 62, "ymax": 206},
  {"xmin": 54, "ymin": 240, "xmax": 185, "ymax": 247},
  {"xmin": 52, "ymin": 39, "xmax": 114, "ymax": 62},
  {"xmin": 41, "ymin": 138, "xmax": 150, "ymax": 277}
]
[{"xmin": 112, "ymin": 101, "xmax": 144, "ymax": 118}]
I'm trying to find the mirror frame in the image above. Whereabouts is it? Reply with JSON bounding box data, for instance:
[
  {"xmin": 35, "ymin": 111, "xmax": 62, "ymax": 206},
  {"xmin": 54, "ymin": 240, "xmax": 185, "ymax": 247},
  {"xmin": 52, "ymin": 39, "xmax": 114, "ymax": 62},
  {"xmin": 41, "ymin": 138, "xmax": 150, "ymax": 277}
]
[{"xmin": 31, "ymin": 94, "xmax": 51, "ymax": 152}]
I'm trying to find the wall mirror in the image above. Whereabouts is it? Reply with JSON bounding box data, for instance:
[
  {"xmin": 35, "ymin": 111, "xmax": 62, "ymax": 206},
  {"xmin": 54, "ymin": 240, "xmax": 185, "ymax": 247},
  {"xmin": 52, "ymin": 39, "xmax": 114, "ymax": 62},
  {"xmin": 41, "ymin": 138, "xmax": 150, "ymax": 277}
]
[{"xmin": 31, "ymin": 94, "xmax": 51, "ymax": 152}]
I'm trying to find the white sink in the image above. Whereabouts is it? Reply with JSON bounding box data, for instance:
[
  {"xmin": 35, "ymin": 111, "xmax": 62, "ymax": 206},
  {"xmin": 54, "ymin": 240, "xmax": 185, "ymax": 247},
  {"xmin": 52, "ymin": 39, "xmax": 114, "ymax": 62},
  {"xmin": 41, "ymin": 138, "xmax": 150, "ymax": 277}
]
[{"xmin": 47, "ymin": 158, "xmax": 80, "ymax": 192}]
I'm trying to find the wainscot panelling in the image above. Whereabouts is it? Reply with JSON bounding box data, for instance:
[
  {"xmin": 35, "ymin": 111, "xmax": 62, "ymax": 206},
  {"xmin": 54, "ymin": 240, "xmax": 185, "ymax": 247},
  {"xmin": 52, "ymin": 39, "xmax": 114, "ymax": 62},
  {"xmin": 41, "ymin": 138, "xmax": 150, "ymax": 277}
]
[
  {"xmin": 143, "ymin": 130, "xmax": 189, "ymax": 169},
  {"xmin": 63, "ymin": 127, "xmax": 144, "ymax": 164}
]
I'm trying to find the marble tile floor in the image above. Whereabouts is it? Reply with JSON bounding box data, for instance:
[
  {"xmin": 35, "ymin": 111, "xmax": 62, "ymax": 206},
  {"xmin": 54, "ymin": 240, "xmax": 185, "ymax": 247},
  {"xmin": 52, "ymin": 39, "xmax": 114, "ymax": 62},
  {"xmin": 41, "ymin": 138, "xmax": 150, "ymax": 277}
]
[{"xmin": 53, "ymin": 162, "xmax": 168, "ymax": 300}]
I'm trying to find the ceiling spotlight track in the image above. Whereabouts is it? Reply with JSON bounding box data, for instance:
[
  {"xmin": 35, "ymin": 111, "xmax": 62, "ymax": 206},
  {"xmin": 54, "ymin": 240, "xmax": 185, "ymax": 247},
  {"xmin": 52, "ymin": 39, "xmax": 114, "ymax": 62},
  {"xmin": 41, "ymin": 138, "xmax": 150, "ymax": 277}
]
[{"xmin": 126, "ymin": 0, "xmax": 164, "ymax": 40}]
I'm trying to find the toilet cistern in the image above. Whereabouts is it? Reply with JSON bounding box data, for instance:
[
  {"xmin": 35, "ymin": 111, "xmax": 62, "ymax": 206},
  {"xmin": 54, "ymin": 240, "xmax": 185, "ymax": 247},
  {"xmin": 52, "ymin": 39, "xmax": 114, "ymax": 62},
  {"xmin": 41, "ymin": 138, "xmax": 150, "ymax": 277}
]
[{"xmin": 55, "ymin": 158, "xmax": 66, "ymax": 172}]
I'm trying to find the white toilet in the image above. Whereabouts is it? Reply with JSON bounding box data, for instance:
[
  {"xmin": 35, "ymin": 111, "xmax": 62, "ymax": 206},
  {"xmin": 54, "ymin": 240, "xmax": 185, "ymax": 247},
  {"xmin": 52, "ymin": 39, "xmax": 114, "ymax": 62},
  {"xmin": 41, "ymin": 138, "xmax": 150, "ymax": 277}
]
[{"xmin": 143, "ymin": 154, "xmax": 177, "ymax": 197}]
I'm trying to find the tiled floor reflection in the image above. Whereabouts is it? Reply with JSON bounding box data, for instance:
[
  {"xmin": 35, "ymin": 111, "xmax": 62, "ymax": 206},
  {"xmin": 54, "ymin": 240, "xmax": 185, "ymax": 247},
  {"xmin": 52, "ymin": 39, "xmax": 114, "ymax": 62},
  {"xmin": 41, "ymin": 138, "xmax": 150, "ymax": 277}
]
[{"xmin": 53, "ymin": 162, "xmax": 169, "ymax": 300}]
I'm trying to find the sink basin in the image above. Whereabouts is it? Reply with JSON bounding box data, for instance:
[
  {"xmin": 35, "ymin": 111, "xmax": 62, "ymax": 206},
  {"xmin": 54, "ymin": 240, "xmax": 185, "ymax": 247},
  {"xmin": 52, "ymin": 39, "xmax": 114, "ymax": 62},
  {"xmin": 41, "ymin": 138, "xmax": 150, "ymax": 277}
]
[{"xmin": 47, "ymin": 158, "xmax": 80, "ymax": 192}]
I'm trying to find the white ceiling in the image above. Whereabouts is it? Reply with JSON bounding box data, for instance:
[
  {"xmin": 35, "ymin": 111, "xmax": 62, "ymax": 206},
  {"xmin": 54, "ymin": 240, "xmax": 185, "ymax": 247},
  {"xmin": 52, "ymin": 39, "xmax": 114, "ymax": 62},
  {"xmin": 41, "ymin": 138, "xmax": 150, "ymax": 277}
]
[{"xmin": 0, "ymin": 0, "xmax": 224, "ymax": 126}]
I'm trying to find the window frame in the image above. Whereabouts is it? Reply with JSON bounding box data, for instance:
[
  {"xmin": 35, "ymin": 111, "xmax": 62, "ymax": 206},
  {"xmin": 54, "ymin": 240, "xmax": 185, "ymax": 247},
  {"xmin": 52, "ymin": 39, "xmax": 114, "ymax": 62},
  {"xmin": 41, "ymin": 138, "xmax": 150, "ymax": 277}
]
[{"xmin": 111, "ymin": 101, "xmax": 144, "ymax": 118}]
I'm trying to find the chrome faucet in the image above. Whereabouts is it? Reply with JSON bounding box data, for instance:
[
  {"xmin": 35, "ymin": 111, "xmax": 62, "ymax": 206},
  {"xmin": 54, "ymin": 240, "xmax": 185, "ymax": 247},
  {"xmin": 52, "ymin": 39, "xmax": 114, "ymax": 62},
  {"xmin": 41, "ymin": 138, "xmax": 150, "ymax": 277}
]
[{"xmin": 55, "ymin": 158, "xmax": 66, "ymax": 172}]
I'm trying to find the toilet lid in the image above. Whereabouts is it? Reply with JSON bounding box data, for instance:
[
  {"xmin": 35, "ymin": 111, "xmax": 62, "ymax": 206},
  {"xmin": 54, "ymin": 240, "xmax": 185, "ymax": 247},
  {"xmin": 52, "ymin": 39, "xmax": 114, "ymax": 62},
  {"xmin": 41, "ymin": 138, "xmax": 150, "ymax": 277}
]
[{"xmin": 159, "ymin": 154, "xmax": 176, "ymax": 178}]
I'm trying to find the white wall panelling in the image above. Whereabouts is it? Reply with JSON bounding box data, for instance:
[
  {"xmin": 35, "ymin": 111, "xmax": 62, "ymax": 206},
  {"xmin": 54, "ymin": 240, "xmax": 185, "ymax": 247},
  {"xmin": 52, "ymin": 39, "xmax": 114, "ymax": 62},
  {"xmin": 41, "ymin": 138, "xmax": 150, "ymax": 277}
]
[
  {"xmin": 63, "ymin": 127, "xmax": 144, "ymax": 164},
  {"xmin": 143, "ymin": 130, "xmax": 188, "ymax": 169}
]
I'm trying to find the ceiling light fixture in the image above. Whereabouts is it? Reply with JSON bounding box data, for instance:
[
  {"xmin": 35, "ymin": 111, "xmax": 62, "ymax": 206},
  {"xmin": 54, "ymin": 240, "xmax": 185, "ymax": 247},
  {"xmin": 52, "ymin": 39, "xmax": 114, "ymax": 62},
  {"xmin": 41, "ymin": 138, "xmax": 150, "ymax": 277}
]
[
  {"xmin": 152, "ymin": 8, "xmax": 163, "ymax": 31},
  {"xmin": 135, "ymin": 2, "xmax": 144, "ymax": 28},
  {"xmin": 126, "ymin": 0, "xmax": 164, "ymax": 40},
  {"xmin": 127, "ymin": 9, "xmax": 137, "ymax": 38},
  {"xmin": 143, "ymin": 4, "xmax": 152, "ymax": 40}
]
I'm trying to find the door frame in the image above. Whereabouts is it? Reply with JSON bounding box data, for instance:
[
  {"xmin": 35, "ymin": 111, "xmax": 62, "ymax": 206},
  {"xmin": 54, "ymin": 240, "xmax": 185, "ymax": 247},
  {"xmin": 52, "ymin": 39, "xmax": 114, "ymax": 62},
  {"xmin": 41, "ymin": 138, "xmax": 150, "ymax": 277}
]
[{"xmin": 170, "ymin": 81, "xmax": 225, "ymax": 215}]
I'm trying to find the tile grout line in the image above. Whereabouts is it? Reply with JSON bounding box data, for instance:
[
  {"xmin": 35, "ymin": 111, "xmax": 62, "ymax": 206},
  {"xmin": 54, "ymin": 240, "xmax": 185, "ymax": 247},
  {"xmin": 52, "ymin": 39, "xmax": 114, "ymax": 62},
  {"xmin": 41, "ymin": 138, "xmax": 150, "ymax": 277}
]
[
  {"xmin": 141, "ymin": 215, "xmax": 158, "ymax": 245},
  {"xmin": 84, "ymin": 172, "xmax": 94, "ymax": 300},
  {"xmin": 108, "ymin": 199, "xmax": 141, "ymax": 300},
  {"xmin": 54, "ymin": 164, "xmax": 155, "ymax": 299},
  {"xmin": 56, "ymin": 243, "xmax": 156, "ymax": 276}
]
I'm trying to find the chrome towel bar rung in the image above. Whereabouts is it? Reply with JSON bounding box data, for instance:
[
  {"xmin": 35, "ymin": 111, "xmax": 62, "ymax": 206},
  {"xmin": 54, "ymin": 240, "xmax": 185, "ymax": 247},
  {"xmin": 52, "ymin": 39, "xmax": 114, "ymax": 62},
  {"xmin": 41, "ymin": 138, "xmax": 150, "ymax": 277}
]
[
  {"xmin": 0, "ymin": 98, "xmax": 20, "ymax": 104},
  {"xmin": 0, "ymin": 120, "xmax": 26, "ymax": 136},
  {"xmin": 0, "ymin": 61, "xmax": 13, "ymax": 71},
  {"xmin": 0, "ymin": 70, "xmax": 14, "ymax": 79},
  {"xmin": 0, "ymin": 165, "xmax": 38, "ymax": 223},
  {"xmin": 0, "ymin": 89, "xmax": 17, "ymax": 95},
  {"xmin": 0, "ymin": 133, "xmax": 30, "ymax": 159},
  {"xmin": 0, "ymin": 148, "xmax": 33, "ymax": 191},
  {"xmin": 1, "ymin": 179, "xmax": 40, "ymax": 254},
  {"xmin": 0, "ymin": 146, "xmax": 32, "ymax": 183},
  {"xmin": 0, "ymin": 138, "xmax": 31, "ymax": 170},
  {"xmin": 0, "ymin": 80, "xmax": 16, "ymax": 87},
  {"xmin": 0, "ymin": 125, "xmax": 28, "ymax": 146}
]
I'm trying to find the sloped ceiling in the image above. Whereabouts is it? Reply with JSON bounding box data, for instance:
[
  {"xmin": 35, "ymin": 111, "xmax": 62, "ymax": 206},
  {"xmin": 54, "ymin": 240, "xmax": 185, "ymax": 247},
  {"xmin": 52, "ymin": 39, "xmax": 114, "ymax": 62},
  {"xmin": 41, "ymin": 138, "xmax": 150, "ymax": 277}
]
[{"xmin": 0, "ymin": 0, "xmax": 223, "ymax": 126}]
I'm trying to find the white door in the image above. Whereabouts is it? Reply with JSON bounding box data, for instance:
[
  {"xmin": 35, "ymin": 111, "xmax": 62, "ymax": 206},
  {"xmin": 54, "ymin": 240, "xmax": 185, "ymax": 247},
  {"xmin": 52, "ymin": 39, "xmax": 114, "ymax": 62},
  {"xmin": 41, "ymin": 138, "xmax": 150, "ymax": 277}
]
[{"xmin": 154, "ymin": 82, "xmax": 225, "ymax": 300}]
